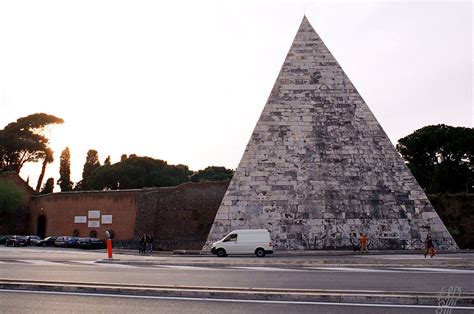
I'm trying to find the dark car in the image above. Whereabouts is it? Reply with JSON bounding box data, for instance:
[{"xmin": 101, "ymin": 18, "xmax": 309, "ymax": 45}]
[
  {"xmin": 55, "ymin": 236, "xmax": 79, "ymax": 248},
  {"xmin": 76, "ymin": 237, "xmax": 105, "ymax": 249},
  {"xmin": 65, "ymin": 237, "xmax": 80, "ymax": 248},
  {"xmin": 37, "ymin": 236, "xmax": 57, "ymax": 247},
  {"xmin": 26, "ymin": 235, "xmax": 42, "ymax": 246},
  {"xmin": 0, "ymin": 235, "xmax": 11, "ymax": 245},
  {"xmin": 54, "ymin": 236, "xmax": 69, "ymax": 247},
  {"xmin": 5, "ymin": 235, "xmax": 27, "ymax": 247}
]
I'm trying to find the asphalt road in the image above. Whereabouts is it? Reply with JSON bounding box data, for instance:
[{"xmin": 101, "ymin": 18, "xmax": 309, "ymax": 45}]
[
  {"xmin": 1, "ymin": 291, "xmax": 468, "ymax": 314},
  {"xmin": 0, "ymin": 247, "xmax": 473, "ymax": 294},
  {"xmin": 1, "ymin": 247, "xmax": 474, "ymax": 313},
  {"xmin": 1, "ymin": 260, "xmax": 473, "ymax": 294}
]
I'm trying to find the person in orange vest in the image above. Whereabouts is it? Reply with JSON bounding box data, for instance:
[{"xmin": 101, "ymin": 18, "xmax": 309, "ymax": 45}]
[
  {"xmin": 360, "ymin": 233, "xmax": 368, "ymax": 253},
  {"xmin": 424, "ymin": 234, "xmax": 436, "ymax": 258}
]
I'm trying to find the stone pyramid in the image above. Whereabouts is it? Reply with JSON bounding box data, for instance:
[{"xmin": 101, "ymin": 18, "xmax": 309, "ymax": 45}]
[{"xmin": 204, "ymin": 16, "xmax": 458, "ymax": 251}]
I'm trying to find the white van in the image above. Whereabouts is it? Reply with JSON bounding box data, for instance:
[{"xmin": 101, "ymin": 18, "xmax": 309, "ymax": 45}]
[{"xmin": 210, "ymin": 229, "xmax": 274, "ymax": 257}]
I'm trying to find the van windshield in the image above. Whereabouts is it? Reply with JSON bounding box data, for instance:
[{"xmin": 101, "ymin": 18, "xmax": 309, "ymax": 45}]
[{"xmin": 222, "ymin": 234, "xmax": 237, "ymax": 242}]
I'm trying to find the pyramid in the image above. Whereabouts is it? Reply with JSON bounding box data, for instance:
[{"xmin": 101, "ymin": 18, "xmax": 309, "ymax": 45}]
[{"xmin": 204, "ymin": 17, "xmax": 458, "ymax": 251}]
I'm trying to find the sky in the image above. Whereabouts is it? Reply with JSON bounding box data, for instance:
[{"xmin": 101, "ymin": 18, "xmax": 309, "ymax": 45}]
[{"xmin": 0, "ymin": 0, "xmax": 472, "ymax": 191}]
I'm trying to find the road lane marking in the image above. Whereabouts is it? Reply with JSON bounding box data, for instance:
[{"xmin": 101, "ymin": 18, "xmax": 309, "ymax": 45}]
[
  {"xmin": 358, "ymin": 254, "xmax": 463, "ymax": 260},
  {"xmin": 1, "ymin": 289, "xmax": 473, "ymax": 310},
  {"xmin": 308, "ymin": 267, "xmax": 402, "ymax": 273},
  {"xmin": 233, "ymin": 266, "xmax": 307, "ymax": 272},
  {"xmin": 17, "ymin": 260, "xmax": 65, "ymax": 266},
  {"xmin": 396, "ymin": 267, "xmax": 474, "ymax": 274},
  {"xmin": 158, "ymin": 265, "xmax": 215, "ymax": 271}
]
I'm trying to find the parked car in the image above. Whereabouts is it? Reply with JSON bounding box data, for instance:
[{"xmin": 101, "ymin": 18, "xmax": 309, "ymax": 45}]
[
  {"xmin": 54, "ymin": 236, "xmax": 70, "ymax": 247},
  {"xmin": 65, "ymin": 237, "xmax": 80, "ymax": 248},
  {"xmin": 5, "ymin": 235, "xmax": 27, "ymax": 247},
  {"xmin": 26, "ymin": 235, "xmax": 42, "ymax": 246},
  {"xmin": 0, "ymin": 235, "xmax": 11, "ymax": 245},
  {"xmin": 211, "ymin": 229, "xmax": 274, "ymax": 257},
  {"xmin": 55, "ymin": 236, "xmax": 79, "ymax": 248},
  {"xmin": 37, "ymin": 236, "xmax": 57, "ymax": 247},
  {"xmin": 76, "ymin": 237, "xmax": 105, "ymax": 249}
]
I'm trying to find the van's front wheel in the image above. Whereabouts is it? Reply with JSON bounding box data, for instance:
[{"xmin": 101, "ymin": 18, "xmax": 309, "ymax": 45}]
[
  {"xmin": 216, "ymin": 248, "xmax": 227, "ymax": 257},
  {"xmin": 255, "ymin": 248, "xmax": 266, "ymax": 257}
]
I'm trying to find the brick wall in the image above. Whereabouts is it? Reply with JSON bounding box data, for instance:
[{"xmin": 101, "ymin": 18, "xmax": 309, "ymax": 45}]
[{"xmin": 29, "ymin": 190, "xmax": 140, "ymax": 239}]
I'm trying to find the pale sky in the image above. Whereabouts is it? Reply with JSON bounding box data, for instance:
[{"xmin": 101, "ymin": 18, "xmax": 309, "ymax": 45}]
[{"xmin": 0, "ymin": 0, "xmax": 472, "ymax": 190}]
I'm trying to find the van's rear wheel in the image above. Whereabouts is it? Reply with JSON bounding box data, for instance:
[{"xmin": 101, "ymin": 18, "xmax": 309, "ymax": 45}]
[
  {"xmin": 216, "ymin": 248, "xmax": 227, "ymax": 257},
  {"xmin": 255, "ymin": 248, "xmax": 266, "ymax": 257}
]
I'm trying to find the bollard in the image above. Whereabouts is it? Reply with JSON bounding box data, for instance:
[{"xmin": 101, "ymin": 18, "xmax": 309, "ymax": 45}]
[{"xmin": 106, "ymin": 239, "xmax": 113, "ymax": 259}]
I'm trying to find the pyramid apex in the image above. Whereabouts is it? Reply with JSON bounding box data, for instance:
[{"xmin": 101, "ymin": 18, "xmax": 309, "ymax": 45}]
[{"xmin": 300, "ymin": 15, "xmax": 312, "ymax": 26}]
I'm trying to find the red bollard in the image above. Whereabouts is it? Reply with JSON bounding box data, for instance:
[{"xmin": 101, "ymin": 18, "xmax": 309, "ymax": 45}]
[{"xmin": 106, "ymin": 239, "xmax": 113, "ymax": 259}]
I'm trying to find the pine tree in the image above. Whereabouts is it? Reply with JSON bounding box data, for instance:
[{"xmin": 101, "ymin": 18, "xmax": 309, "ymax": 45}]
[
  {"xmin": 104, "ymin": 155, "xmax": 111, "ymax": 166},
  {"xmin": 41, "ymin": 177, "xmax": 55, "ymax": 194},
  {"xmin": 58, "ymin": 147, "xmax": 73, "ymax": 191},
  {"xmin": 82, "ymin": 149, "xmax": 101, "ymax": 190}
]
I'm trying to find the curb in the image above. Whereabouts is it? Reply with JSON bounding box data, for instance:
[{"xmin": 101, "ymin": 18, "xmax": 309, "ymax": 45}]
[
  {"xmin": 1, "ymin": 279, "xmax": 473, "ymax": 306},
  {"xmin": 112, "ymin": 249, "xmax": 472, "ymax": 258},
  {"xmin": 96, "ymin": 259, "xmax": 474, "ymax": 269}
]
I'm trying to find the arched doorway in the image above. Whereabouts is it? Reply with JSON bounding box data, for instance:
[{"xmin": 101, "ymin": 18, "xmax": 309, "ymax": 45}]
[{"xmin": 37, "ymin": 215, "xmax": 46, "ymax": 238}]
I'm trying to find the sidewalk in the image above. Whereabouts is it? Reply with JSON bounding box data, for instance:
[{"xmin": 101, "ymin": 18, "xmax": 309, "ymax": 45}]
[{"xmin": 103, "ymin": 249, "xmax": 474, "ymax": 269}]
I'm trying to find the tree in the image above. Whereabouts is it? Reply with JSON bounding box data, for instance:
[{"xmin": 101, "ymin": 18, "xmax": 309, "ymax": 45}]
[
  {"xmin": 104, "ymin": 155, "xmax": 111, "ymax": 166},
  {"xmin": 41, "ymin": 177, "xmax": 55, "ymax": 194},
  {"xmin": 396, "ymin": 124, "xmax": 474, "ymax": 193},
  {"xmin": 81, "ymin": 149, "xmax": 101, "ymax": 190},
  {"xmin": 0, "ymin": 180, "xmax": 22, "ymax": 215},
  {"xmin": 0, "ymin": 113, "xmax": 63, "ymax": 173},
  {"xmin": 35, "ymin": 149, "xmax": 53, "ymax": 192},
  {"xmin": 58, "ymin": 147, "xmax": 73, "ymax": 191},
  {"xmin": 87, "ymin": 155, "xmax": 191, "ymax": 190},
  {"xmin": 190, "ymin": 166, "xmax": 234, "ymax": 182}
]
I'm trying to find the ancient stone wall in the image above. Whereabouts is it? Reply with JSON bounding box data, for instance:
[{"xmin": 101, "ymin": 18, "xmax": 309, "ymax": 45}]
[
  {"xmin": 428, "ymin": 194, "xmax": 474, "ymax": 249},
  {"xmin": 135, "ymin": 181, "xmax": 229, "ymax": 250}
]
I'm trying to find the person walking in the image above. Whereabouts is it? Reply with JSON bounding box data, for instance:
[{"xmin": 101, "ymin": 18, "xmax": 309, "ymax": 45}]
[
  {"xmin": 139, "ymin": 234, "xmax": 146, "ymax": 255},
  {"xmin": 146, "ymin": 233, "xmax": 154, "ymax": 255},
  {"xmin": 424, "ymin": 234, "xmax": 436, "ymax": 258},
  {"xmin": 360, "ymin": 233, "xmax": 368, "ymax": 254}
]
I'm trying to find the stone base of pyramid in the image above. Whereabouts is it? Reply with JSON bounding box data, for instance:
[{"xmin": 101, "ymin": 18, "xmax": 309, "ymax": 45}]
[{"xmin": 204, "ymin": 217, "xmax": 458, "ymax": 251}]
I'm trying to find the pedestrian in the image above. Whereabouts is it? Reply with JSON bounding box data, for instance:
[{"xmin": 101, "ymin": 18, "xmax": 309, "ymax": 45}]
[
  {"xmin": 139, "ymin": 234, "xmax": 146, "ymax": 255},
  {"xmin": 360, "ymin": 233, "xmax": 368, "ymax": 254},
  {"xmin": 146, "ymin": 233, "xmax": 154, "ymax": 254},
  {"xmin": 424, "ymin": 234, "xmax": 436, "ymax": 258}
]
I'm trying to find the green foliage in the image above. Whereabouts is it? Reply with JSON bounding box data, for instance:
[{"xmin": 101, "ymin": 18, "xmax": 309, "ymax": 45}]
[
  {"xmin": 190, "ymin": 166, "xmax": 234, "ymax": 182},
  {"xmin": 447, "ymin": 226, "xmax": 462, "ymax": 237},
  {"xmin": 41, "ymin": 177, "xmax": 55, "ymax": 194},
  {"xmin": 0, "ymin": 113, "xmax": 63, "ymax": 173},
  {"xmin": 87, "ymin": 155, "xmax": 191, "ymax": 190},
  {"xmin": 0, "ymin": 180, "xmax": 22, "ymax": 215},
  {"xmin": 104, "ymin": 155, "xmax": 111, "ymax": 166},
  {"xmin": 428, "ymin": 193, "xmax": 474, "ymax": 249},
  {"xmin": 81, "ymin": 149, "xmax": 101, "ymax": 190},
  {"xmin": 58, "ymin": 147, "xmax": 73, "ymax": 191},
  {"xmin": 397, "ymin": 124, "xmax": 474, "ymax": 193}
]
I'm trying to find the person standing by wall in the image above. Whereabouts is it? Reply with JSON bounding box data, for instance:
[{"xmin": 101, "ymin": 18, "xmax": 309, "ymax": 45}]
[
  {"xmin": 146, "ymin": 233, "xmax": 154, "ymax": 255},
  {"xmin": 139, "ymin": 234, "xmax": 146, "ymax": 255},
  {"xmin": 360, "ymin": 233, "xmax": 368, "ymax": 254}
]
